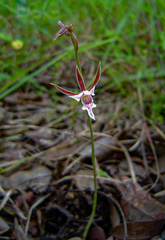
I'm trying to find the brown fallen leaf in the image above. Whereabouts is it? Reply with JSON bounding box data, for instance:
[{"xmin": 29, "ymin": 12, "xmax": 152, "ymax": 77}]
[
  {"xmin": 8, "ymin": 166, "xmax": 51, "ymax": 192},
  {"xmin": 79, "ymin": 137, "xmax": 116, "ymax": 162},
  {"xmin": 74, "ymin": 169, "xmax": 99, "ymax": 190},
  {"xmin": 110, "ymin": 204, "xmax": 121, "ymax": 228},
  {"xmin": 121, "ymin": 183, "xmax": 165, "ymax": 221},
  {"xmin": 110, "ymin": 219, "xmax": 165, "ymax": 240}
]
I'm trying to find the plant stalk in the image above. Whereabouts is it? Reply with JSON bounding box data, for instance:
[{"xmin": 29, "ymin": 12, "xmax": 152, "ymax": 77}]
[
  {"xmin": 82, "ymin": 113, "xmax": 97, "ymax": 240},
  {"xmin": 70, "ymin": 32, "xmax": 83, "ymax": 78},
  {"xmin": 70, "ymin": 31, "xmax": 97, "ymax": 240}
]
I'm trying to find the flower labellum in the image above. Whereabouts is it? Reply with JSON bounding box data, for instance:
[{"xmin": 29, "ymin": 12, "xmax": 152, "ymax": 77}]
[{"xmin": 51, "ymin": 63, "xmax": 101, "ymax": 120}]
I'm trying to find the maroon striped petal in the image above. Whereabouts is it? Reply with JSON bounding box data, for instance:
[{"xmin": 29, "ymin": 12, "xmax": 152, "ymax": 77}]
[
  {"xmin": 76, "ymin": 66, "xmax": 86, "ymax": 91},
  {"xmin": 51, "ymin": 83, "xmax": 78, "ymax": 96},
  {"xmin": 88, "ymin": 62, "xmax": 101, "ymax": 91}
]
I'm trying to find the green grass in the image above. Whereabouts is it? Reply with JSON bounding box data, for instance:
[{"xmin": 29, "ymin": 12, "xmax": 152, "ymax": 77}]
[{"xmin": 0, "ymin": 0, "xmax": 165, "ymax": 122}]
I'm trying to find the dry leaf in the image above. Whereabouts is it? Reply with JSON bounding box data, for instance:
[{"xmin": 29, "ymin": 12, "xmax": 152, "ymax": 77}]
[
  {"xmin": 8, "ymin": 166, "xmax": 51, "ymax": 192},
  {"xmin": 121, "ymin": 183, "xmax": 165, "ymax": 221},
  {"xmin": 74, "ymin": 169, "xmax": 99, "ymax": 190},
  {"xmin": 79, "ymin": 137, "xmax": 116, "ymax": 161},
  {"xmin": 110, "ymin": 219, "xmax": 165, "ymax": 240}
]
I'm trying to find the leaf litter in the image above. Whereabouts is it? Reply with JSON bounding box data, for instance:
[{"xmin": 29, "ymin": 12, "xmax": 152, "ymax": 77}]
[{"xmin": 0, "ymin": 89, "xmax": 165, "ymax": 239}]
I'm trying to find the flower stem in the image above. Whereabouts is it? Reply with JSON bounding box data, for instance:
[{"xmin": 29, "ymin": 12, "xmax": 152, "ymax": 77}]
[
  {"xmin": 70, "ymin": 31, "xmax": 97, "ymax": 239},
  {"xmin": 82, "ymin": 113, "xmax": 97, "ymax": 240},
  {"xmin": 70, "ymin": 32, "xmax": 83, "ymax": 79}
]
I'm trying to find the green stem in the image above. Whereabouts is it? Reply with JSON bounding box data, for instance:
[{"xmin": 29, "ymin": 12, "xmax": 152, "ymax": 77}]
[
  {"xmin": 82, "ymin": 113, "xmax": 97, "ymax": 240},
  {"xmin": 70, "ymin": 31, "xmax": 97, "ymax": 239},
  {"xmin": 70, "ymin": 32, "xmax": 83, "ymax": 78}
]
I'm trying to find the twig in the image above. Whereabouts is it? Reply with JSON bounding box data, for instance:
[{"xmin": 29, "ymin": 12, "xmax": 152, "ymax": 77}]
[
  {"xmin": 137, "ymin": 83, "xmax": 160, "ymax": 190},
  {"xmin": 109, "ymin": 194, "xmax": 128, "ymax": 238},
  {"xmin": 118, "ymin": 142, "xmax": 137, "ymax": 185},
  {"xmin": 25, "ymin": 193, "xmax": 51, "ymax": 236}
]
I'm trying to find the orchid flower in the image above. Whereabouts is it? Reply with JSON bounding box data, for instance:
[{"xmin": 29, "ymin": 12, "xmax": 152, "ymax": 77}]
[
  {"xmin": 54, "ymin": 20, "xmax": 78, "ymax": 51},
  {"xmin": 51, "ymin": 63, "xmax": 101, "ymax": 120}
]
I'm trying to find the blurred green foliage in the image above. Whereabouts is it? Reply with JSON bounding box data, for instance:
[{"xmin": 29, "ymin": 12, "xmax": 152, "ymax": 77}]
[{"xmin": 0, "ymin": 0, "xmax": 165, "ymax": 121}]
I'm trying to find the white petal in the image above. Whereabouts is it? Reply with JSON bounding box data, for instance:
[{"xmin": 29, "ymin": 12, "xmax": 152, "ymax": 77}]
[
  {"xmin": 89, "ymin": 86, "xmax": 95, "ymax": 96},
  {"xmin": 68, "ymin": 92, "xmax": 83, "ymax": 102},
  {"xmin": 83, "ymin": 90, "xmax": 90, "ymax": 95},
  {"xmin": 82, "ymin": 103, "xmax": 96, "ymax": 120}
]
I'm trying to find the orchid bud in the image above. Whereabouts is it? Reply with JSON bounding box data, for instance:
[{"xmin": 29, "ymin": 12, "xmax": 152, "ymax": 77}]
[{"xmin": 53, "ymin": 21, "xmax": 78, "ymax": 51}]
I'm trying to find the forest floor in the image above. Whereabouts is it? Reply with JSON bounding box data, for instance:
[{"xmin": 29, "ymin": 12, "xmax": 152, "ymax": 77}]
[{"xmin": 0, "ymin": 83, "xmax": 165, "ymax": 240}]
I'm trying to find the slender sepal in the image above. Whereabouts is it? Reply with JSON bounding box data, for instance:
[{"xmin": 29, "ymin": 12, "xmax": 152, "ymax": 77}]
[
  {"xmin": 88, "ymin": 62, "xmax": 101, "ymax": 91},
  {"xmin": 51, "ymin": 83, "xmax": 78, "ymax": 96},
  {"xmin": 76, "ymin": 66, "xmax": 86, "ymax": 91}
]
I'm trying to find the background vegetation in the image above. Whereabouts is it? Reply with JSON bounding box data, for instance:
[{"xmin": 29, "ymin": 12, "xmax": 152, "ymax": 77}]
[{"xmin": 1, "ymin": 0, "xmax": 165, "ymax": 122}]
